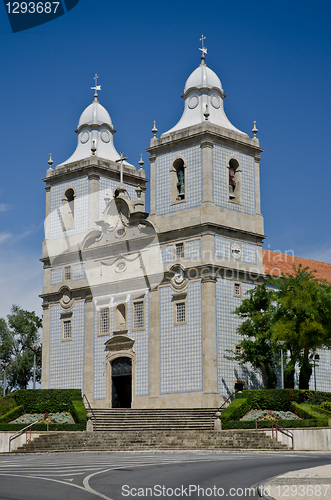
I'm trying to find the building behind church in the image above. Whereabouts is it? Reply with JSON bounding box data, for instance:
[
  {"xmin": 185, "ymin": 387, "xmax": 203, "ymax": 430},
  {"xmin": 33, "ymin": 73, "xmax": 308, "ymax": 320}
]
[{"xmin": 41, "ymin": 51, "xmax": 331, "ymax": 408}]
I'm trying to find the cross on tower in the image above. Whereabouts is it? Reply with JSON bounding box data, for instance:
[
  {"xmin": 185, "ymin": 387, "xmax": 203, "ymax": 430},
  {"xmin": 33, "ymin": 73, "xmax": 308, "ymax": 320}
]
[
  {"xmin": 199, "ymin": 35, "xmax": 207, "ymax": 57},
  {"xmin": 91, "ymin": 74, "xmax": 101, "ymax": 96},
  {"xmin": 116, "ymin": 152, "xmax": 128, "ymax": 185}
]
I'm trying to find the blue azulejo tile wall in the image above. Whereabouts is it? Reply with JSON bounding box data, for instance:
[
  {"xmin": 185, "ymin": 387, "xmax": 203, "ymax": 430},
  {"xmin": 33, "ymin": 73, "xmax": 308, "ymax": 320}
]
[
  {"xmin": 215, "ymin": 278, "xmax": 261, "ymax": 396},
  {"xmin": 93, "ymin": 300, "xmax": 112, "ymax": 401},
  {"xmin": 159, "ymin": 281, "xmax": 203, "ymax": 394},
  {"xmin": 48, "ymin": 301, "xmax": 85, "ymax": 390},
  {"xmin": 50, "ymin": 177, "xmax": 89, "ymax": 240},
  {"xmin": 212, "ymin": 146, "xmax": 255, "ymax": 215},
  {"xmin": 98, "ymin": 177, "xmax": 137, "ymax": 219},
  {"xmin": 131, "ymin": 291, "xmax": 150, "ymax": 397},
  {"xmin": 50, "ymin": 267, "xmax": 63, "ymax": 285},
  {"xmin": 185, "ymin": 239, "xmax": 201, "ymax": 260},
  {"xmin": 214, "ymin": 236, "xmax": 257, "ymax": 265},
  {"xmin": 155, "ymin": 146, "xmax": 202, "ymax": 215},
  {"xmin": 93, "ymin": 292, "xmax": 150, "ymax": 401}
]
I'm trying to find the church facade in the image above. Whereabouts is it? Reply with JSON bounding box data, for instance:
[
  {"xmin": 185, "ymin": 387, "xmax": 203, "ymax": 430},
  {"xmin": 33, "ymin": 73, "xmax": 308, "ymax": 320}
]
[{"xmin": 41, "ymin": 53, "xmax": 277, "ymax": 408}]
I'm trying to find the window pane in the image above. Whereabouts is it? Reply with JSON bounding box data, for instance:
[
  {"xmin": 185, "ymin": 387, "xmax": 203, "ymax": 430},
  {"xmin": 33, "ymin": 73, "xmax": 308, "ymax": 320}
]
[
  {"xmin": 99, "ymin": 308, "xmax": 109, "ymax": 334},
  {"xmin": 64, "ymin": 266, "xmax": 71, "ymax": 280},
  {"xmin": 63, "ymin": 320, "xmax": 72, "ymax": 339},
  {"xmin": 133, "ymin": 301, "xmax": 144, "ymax": 329},
  {"xmin": 176, "ymin": 302, "xmax": 186, "ymax": 323},
  {"xmin": 176, "ymin": 243, "xmax": 184, "ymax": 258}
]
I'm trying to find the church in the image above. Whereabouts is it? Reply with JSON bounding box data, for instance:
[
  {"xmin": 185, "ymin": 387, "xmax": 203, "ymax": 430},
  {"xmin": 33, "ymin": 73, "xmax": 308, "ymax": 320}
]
[{"xmin": 40, "ymin": 48, "xmax": 331, "ymax": 408}]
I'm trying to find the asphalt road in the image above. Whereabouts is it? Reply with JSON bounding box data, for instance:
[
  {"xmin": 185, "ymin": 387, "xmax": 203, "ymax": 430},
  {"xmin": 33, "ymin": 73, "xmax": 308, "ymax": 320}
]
[{"xmin": 0, "ymin": 451, "xmax": 330, "ymax": 500}]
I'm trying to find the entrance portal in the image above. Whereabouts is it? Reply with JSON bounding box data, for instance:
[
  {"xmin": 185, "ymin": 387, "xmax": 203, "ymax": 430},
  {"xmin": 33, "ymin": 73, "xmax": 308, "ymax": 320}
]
[{"xmin": 111, "ymin": 357, "xmax": 132, "ymax": 408}]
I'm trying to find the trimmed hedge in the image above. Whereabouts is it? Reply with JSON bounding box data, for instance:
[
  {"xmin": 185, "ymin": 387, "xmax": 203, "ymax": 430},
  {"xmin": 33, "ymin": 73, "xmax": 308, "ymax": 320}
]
[
  {"xmin": 0, "ymin": 394, "xmax": 16, "ymax": 417},
  {"xmin": 222, "ymin": 418, "xmax": 328, "ymax": 429},
  {"xmin": 0, "ymin": 389, "xmax": 87, "ymax": 431},
  {"xmin": 221, "ymin": 398, "xmax": 250, "ymax": 421},
  {"xmin": 291, "ymin": 402, "xmax": 315, "ymax": 420},
  {"xmin": 222, "ymin": 390, "xmax": 331, "ymax": 428},
  {"xmin": 13, "ymin": 389, "xmax": 82, "ymax": 413},
  {"xmin": 320, "ymin": 401, "xmax": 331, "ymax": 412},
  {"xmin": 0, "ymin": 405, "xmax": 24, "ymax": 423}
]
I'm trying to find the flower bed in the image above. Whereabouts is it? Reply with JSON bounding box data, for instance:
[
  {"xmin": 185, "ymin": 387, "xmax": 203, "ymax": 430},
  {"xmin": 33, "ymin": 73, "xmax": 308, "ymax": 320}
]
[
  {"xmin": 10, "ymin": 412, "xmax": 75, "ymax": 425},
  {"xmin": 241, "ymin": 409, "xmax": 300, "ymax": 422}
]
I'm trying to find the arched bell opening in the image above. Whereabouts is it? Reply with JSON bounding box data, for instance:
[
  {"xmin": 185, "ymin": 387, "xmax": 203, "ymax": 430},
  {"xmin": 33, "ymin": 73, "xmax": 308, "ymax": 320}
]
[
  {"xmin": 111, "ymin": 357, "xmax": 132, "ymax": 408},
  {"xmin": 62, "ymin": 188, "xmax": 75, "ymax": 229},
  {"xmin": 174, "ymin": 158, "xmax": 185, "ymax": 200},
  {"xmin": 228, "ymin": 158, "xmax": 241, "ymax": 203}
]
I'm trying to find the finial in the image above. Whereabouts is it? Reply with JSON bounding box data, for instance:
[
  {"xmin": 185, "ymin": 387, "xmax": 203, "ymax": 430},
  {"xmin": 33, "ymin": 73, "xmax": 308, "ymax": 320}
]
[
  {"xmin": 116, "ymin": 152, "xmax": 128, "ymax": 185},
  {"xmin": 199, "ymin": 34, "xmax": 207, "ymax": 63},
  {"xmin": 138, "ymin": 154, "xmax": 144, "ymax": 170},
  {"xmin": 47, "ymin": 153, "xmax": 53, "ymax": 169},
  {"xmin": 152, "ymin": 121, "xmax": 158, "ymax": 137},
  {"xmin": 204, "ymin": 104, "xmax": 210, "ymax": 121},
  {"xmin": 104, "ymin": 193, "xmax": 110, "ymax": 205},
  {"xmin": 252, "ymin": 120, "xmax": 258, "ymax": 138},
  {"xmin": 91, "ymin": 140, "xmax": 97, "ymax": 155},
  {"xmin": 91, "ymin": 73, "xmax": 101, "ymax": 101}
]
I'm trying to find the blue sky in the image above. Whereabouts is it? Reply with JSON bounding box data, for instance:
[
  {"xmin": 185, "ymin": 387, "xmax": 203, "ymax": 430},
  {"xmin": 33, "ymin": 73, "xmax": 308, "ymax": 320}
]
[{"xmin": 0, "ymin": 0, "xmax": 330, "ymax": 319}]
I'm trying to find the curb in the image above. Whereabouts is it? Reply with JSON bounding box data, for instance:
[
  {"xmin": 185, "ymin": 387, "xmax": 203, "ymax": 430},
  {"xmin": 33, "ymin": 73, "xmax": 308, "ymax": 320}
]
[{"xmin": 256, "ymin": 475, "xmax": 280, "ymax": 500}]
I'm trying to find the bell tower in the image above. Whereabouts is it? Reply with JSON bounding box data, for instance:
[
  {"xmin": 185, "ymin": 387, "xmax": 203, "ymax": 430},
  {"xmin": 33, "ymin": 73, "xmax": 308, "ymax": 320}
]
[{"xmin": 146, "ymin": 45, "xmax": 265, "ymax": 406}]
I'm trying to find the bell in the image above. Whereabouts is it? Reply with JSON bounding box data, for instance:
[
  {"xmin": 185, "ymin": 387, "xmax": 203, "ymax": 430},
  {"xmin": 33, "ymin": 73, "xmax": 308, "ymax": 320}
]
[
  {"xmin": 229, "ymin": 185, "xmax": 235, "ymax": 199},
  {"xmin": 177, "ymin": 182, "xmax": 185, "ymax": 199}
]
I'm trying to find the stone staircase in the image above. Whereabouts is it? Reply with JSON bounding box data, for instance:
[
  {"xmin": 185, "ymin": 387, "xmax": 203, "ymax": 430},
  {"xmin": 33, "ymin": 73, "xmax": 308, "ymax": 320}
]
[
  {"xmin": 90, "ymin": 407, "xmax": 218, "ymax": 432},
  {"xmin": 14, "ymin": 429, "xmax": 289, "ymax": 453},
  {"xmin": 13, "ymin": 408, "xmax": 289, "ymax": 453}
]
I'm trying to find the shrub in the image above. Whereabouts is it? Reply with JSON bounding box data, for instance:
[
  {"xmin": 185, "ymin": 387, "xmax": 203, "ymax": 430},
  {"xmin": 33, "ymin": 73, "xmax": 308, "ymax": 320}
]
[
  {"xmin": 246, "ymin": 390, "xmax": 293, "ymax": 411},
  {"xmin": 0, "ymin": 406, "xmax": 24, "ymax": 423},
  {"xmin": 222, "ymin": 418, "xmax": 328, "ymax": 429},
  {"xmin": 0, "ymin": 389, "xmax": 86, "ymax": 431},
  {"xmin": 0, "ymin": 394, "xmax": 16, "ymax": 417},
  {"xmin": 221, "ymin": 398, "xmax": 250, "ymax": 421},
  {"xmin": 320, "ymin": 401, "xmax": 331, "ymax": 412}
]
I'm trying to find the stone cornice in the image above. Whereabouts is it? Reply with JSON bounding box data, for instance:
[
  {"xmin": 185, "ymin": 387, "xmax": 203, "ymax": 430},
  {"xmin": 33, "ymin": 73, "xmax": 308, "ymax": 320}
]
[
  {"xmin": 146, "ymin": 122, "xmax": 263, "ymax": 157},
  {"xmin": 43, "ymin": 158, "xmax": 149, "ymax": 186},
  {"xmin": 157, "ymin": 222, "xmax": 266, "ymax": 244}
]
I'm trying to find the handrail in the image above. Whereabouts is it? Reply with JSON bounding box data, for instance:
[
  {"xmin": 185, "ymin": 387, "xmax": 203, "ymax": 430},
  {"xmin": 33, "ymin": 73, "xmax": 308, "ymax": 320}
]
[
  {"xmin": 83, "ymin": 393, "xmax": 96, "ymax": 431},
  {"xmin": 272, "ymin": 422, "xmax": 294, "ymax": 450},
  {"xmin": 9, "ymin": 419, "xmax": 40, "ymax": 452},
  {"xmin": 218, "ymin": 392, "xmax": 235, "ymax": 411}
]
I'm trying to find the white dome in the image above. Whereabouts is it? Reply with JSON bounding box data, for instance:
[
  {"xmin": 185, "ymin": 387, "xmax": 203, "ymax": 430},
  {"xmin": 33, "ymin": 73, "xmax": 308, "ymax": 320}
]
[
  {"xmin": 184, "ymin": 62, "xmax": 223, "ymax": 94},
  {"xmin": 58, "ymin": 96, "xmax": 133, "ymax": 167},
  {"xmin": 163, "ymin": 59, "xmax": 246, "ymax": 137},
  {"xmin": 77, "ymin": 99, "xmax": 113, "ymax": 129}
]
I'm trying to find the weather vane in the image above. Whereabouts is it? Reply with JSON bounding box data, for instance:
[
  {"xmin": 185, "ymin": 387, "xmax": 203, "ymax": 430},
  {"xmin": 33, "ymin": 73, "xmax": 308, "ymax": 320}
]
[
  {"xmin": 199, "ymin": 35, "xmax": 207, "ymax": 57},
  {"xmin": 91, "ymin": 74, "xmax": 101, "ymax": 96}
]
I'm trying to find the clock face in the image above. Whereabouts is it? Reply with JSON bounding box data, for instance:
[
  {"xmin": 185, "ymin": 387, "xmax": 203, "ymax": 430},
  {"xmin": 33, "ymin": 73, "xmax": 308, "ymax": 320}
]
[
  {"xmin": 231, "ymin": 242, "xmax": 242, "ymax": 260},
  {"xmin": 174, "ymin": 268, "xmax": 184, "ymax": 284}
]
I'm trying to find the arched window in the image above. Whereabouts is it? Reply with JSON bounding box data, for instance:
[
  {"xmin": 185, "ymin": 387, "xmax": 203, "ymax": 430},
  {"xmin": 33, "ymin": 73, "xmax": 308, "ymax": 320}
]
[
  {"xmin": 228, "ymin": 159, "xmax": 240, "ymax": 202},
  {"xmin": 174, "ymin": 158, "xmax": 185, "ymax": 200},
  {"xmin": 62, "ymin": 188, "xmax": 75, "ymax": 229}
]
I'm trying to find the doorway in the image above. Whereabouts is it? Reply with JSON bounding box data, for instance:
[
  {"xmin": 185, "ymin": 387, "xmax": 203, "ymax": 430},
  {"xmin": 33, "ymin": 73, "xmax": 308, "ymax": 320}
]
[{"xmin": 111, "ymin": 357, "xmax": 132, "ymax": 408}]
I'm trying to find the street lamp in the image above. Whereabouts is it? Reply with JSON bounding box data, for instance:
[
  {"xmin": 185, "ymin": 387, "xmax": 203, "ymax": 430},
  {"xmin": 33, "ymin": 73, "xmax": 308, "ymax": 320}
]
[
  {"xmin": 309, "ymin": 353, "xmax": 320, "ymax": 391},
  {"xmin": 1, "ymin": 362, "xmax": 9, "ymax": 398},
  {"xmin": 30, "ymin": 345, "xmax": 39, "ymax": 390},
  {"xmin": 277, "ymin": 341, "xmax": 286, "ymax": 389}
]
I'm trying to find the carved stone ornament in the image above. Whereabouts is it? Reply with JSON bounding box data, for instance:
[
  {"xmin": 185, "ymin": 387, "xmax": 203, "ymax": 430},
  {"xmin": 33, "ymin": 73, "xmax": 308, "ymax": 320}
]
[
  {"xmin": 60, "ymin": 289, "xmax": 74, "ymax": 310},
  {"xmin": 170, "ymin": 266, "xmax": 188, "ymax": 291},
  {"xmin": 105, "ymin": 334, "xmax": 135, "ymax": 353}
]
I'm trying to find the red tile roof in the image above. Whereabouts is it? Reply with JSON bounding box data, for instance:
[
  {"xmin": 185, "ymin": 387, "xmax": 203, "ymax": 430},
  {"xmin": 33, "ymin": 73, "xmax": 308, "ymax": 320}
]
[{"xmin": 262, "ymin": 250, "xmax": 331, "ymax": 283}]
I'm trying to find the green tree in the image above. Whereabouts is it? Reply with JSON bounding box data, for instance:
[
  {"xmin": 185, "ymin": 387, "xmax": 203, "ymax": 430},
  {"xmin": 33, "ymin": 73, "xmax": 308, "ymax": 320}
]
[
  {"xmin": 0, "ymin": 305, "xmax": 42, "ymax": 392},
  {"xmin": 228, "ymin": 283, "xmax": 278, "ymax": 389},
  {"xmin": 271, "ymin": 265, "xmax": 331, "ymax": 389}
]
